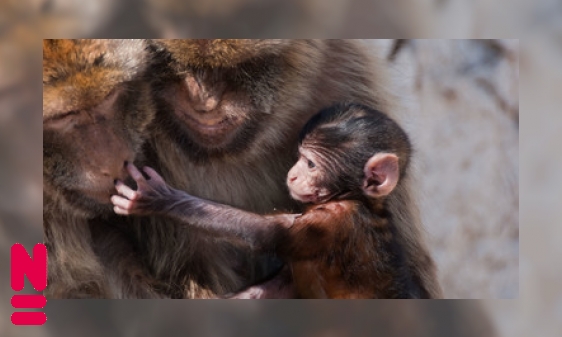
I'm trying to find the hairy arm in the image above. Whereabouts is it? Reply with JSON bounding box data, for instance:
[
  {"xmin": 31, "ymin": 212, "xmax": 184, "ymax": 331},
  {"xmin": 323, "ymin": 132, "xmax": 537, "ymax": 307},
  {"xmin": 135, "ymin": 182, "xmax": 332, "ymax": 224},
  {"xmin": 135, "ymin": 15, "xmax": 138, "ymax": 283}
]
[{"xmin": 111, "ymin": 163, "xmax": 298, "ymax": 251}]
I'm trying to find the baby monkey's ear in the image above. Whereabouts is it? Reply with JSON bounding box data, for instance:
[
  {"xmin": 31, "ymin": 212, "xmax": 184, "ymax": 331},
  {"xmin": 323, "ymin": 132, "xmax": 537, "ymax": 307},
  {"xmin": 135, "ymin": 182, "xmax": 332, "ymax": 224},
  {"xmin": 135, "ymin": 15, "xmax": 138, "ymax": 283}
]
[{"xmin": 363, "ymin": 153, "xmax": 400, "ymax": 198}]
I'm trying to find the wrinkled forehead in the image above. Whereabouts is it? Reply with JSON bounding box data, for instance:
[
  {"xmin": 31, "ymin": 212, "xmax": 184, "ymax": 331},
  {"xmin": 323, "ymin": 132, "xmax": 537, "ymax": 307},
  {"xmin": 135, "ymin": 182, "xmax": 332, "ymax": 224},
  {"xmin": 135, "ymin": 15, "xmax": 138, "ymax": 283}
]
[
  {"xmin": 298, "ymin": 144, "xmax": 332, "ymax": 166},
  {"xmin": 298, "ymin": 145, "xmax": 315, "ymax": 157}
]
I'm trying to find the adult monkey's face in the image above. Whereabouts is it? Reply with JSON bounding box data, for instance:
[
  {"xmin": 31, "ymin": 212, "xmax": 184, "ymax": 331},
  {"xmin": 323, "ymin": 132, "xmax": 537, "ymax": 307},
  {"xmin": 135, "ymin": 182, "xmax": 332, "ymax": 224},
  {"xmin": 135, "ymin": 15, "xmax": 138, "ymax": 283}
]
[
  {"xmin": 43, "ymin": 39, "xmax": 154, "ymax": 216},
  {"xmin": 150, "ymin": 39, "xmax": 293, "ymax": 154}
]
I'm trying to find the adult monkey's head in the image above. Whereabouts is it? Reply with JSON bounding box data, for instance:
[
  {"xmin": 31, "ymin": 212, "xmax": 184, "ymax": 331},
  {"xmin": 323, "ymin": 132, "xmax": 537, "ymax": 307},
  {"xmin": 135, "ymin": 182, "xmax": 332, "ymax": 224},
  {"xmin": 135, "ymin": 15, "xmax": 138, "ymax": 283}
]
[
  {"xmin": 43, "ymin": 39, "xmax": 154, "ymax": 217},
  {"xmin": 148, "ymin": 39, "xmax": 297, "ymax": 158}
]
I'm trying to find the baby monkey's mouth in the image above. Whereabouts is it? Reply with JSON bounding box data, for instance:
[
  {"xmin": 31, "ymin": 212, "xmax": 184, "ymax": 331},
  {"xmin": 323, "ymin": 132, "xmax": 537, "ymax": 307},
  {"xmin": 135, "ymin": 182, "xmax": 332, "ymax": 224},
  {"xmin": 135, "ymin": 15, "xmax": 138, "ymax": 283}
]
[{"xmin": 290, "ymin": 190, "xmax": 326, "ymax": 204}]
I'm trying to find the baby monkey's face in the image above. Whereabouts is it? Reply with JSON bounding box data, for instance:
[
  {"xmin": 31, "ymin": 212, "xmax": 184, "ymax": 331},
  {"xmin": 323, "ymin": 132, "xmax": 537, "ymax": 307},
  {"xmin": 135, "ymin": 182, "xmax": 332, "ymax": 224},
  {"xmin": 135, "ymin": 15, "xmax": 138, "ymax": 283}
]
[{"xmin": 286, "ymin": 147, "xmax": 331, "ymax": 204}]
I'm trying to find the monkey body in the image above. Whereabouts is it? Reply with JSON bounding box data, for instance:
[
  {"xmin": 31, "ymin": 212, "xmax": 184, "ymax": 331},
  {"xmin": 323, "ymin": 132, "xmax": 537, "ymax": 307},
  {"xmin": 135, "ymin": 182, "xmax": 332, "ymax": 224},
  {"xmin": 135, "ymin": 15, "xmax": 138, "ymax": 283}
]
[{"xmin": 287, "ymin": 199, "xmax": 418, "ymax": 299}]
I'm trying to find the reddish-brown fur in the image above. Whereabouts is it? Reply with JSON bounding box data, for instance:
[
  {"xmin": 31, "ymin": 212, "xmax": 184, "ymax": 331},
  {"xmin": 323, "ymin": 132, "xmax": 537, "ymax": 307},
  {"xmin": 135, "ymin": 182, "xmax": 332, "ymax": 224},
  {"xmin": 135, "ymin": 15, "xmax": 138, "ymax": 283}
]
[{"xmin": 286, "ymin": 201, "xmax": 393, "ymax": 298}]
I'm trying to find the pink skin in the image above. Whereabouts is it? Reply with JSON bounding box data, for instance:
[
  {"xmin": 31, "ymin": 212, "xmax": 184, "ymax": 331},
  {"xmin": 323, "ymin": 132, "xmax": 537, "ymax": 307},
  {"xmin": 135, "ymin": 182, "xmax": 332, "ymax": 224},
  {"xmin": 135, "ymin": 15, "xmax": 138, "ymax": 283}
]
[
  {"xmin": 111, "ymin": 163, "xmax": 171, "ymax": 216},
  {"xmin": 286, "ymin": 147, "xmax": 330, "ymax": 204}
]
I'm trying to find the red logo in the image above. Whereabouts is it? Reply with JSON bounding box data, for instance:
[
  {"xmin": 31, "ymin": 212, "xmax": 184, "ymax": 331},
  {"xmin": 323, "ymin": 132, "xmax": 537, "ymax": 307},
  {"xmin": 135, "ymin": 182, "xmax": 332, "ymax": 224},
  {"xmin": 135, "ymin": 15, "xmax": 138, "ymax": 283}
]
[{"xmin": 11, "ymin": 243, "xmax": 47, "ymax": 325}]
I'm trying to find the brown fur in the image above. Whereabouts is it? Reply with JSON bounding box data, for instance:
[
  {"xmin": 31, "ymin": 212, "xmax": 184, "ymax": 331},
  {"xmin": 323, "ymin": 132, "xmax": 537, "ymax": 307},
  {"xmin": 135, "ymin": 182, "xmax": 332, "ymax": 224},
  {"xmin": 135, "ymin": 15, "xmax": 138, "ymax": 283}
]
[
  {"xmin": 43, "ymin": 39, "xmax": 163, "ymax": 298},
  {"xmin": 287, "ymin": 199, "xmax": 412, "ymax": 299},
  {"xmin": 135, "ymin": 39, "xmax": 441, "ymax": 298}
]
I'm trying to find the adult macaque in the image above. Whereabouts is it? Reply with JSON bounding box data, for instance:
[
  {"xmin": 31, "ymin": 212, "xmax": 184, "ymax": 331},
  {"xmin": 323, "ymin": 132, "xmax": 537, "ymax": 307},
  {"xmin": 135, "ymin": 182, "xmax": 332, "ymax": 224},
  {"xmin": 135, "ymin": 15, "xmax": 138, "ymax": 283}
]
[
  {"xmin": 113, "ymin": 104, "xmax": 430, "ymax": 298},
  {"xmin": 137, "ymin": 39, "xmax": 441, "ymax": 298},
  {"xmin": 43, "ymin": 39, "xmax": 163, "ymax": 298}
]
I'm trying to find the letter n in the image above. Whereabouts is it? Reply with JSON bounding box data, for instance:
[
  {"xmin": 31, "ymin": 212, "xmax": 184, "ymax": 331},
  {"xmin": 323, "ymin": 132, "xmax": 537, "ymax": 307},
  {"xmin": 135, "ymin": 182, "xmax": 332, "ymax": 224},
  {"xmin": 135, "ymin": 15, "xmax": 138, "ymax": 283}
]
[{"xmin": 11, "ymin": 243, "xmax": 47, "ymax": 292}]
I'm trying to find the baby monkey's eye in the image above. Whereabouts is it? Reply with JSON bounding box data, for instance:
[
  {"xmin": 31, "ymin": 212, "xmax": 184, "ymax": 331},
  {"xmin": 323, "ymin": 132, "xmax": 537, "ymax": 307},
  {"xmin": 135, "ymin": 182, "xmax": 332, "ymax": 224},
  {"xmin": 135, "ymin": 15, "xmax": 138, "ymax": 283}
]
[{"xmin": 307, "ymin": 160, "xmax": 316, "ymax": 169}]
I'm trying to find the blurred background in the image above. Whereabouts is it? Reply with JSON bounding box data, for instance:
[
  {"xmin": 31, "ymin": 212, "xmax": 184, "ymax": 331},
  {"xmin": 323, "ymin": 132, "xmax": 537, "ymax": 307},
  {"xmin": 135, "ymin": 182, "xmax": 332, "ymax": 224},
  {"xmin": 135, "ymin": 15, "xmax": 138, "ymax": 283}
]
[
  {"xmin": 369, "ymin": 39, "xmax": 519, "ymax": 299},
  {"xmin": 0, "ymin": 0, "xmax": 557, "ymax": 336}
]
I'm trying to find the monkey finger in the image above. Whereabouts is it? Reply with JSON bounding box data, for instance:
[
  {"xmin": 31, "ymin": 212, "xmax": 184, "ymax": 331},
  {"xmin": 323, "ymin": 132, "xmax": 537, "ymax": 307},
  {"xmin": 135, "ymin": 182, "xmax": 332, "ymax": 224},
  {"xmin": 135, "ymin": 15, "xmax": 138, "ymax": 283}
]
[
  {"xmin": 143, "ymin": 166, "xmax": 166, "ymax": 184},
  {"xmin": 114, "ymin": 181, "xmax": 139, "ymax": 200},
  {"xmin": 111, "ymin": 195, "xmax": 136, "ymax": 211},
  {"xmin": 126, "ymin": 162, "xmax": 147, "ymax": 185},
  {"xmin": 113, "ymin": 206, "xmax": 131, "ymax": 216}
]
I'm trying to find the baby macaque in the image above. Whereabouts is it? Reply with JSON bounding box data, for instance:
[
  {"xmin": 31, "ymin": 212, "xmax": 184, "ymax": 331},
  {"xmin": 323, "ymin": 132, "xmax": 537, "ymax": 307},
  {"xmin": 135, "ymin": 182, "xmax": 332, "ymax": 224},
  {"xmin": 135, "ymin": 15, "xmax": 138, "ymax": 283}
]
[{"xmin": 111, "ymin": 103, "xmax": 427, "ymax": 298}]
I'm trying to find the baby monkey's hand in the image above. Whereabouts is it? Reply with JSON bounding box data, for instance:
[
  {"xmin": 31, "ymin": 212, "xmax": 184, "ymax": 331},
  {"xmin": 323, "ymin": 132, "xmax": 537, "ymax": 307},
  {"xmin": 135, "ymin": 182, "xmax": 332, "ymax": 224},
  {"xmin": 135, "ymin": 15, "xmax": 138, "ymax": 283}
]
[{"xmin": 111, "ymin": 163, "xmax": 176, "ymax": 216}]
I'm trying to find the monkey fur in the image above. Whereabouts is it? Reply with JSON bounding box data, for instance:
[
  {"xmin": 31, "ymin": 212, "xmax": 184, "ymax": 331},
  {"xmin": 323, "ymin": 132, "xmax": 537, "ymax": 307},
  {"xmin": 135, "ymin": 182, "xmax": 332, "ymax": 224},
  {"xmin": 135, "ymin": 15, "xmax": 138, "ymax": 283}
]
[{"xmin": 43, "ymin": 39, "xmax": 164, "ymax": 298}]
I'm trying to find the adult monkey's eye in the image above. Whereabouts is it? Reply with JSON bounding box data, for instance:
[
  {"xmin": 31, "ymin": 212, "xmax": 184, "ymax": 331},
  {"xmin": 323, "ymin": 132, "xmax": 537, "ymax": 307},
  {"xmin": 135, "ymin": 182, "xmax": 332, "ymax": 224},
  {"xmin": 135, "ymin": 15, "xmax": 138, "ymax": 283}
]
[{"xmin": 307, "ymin": 160, "xmax": 316, "ymax": 169}]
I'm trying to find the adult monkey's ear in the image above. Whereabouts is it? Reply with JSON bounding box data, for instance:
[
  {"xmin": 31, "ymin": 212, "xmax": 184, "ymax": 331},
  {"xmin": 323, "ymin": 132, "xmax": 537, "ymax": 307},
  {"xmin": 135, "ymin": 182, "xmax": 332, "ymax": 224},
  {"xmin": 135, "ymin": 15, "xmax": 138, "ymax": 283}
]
[{"xmin": 362, "ymin": 153, "xmax": 400, "ymax": 198}]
